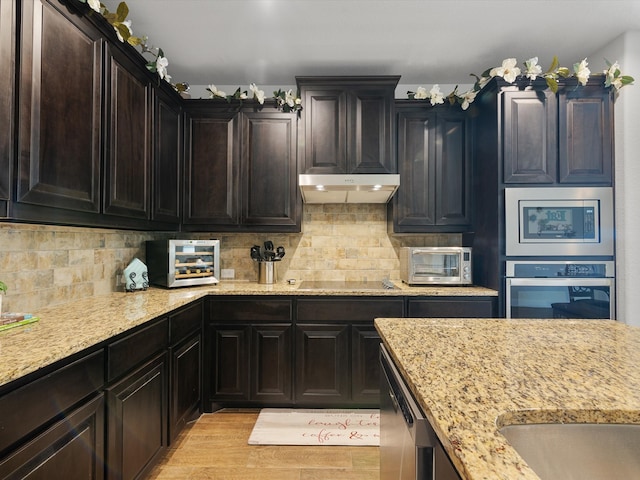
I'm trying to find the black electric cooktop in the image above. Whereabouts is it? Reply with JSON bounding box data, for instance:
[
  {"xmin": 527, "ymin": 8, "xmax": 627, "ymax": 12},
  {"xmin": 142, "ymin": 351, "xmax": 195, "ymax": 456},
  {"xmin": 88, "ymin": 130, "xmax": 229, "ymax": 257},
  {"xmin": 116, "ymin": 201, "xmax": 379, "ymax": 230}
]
[{"xmin": 296, "ymin": 280, "xmax": 399, "ymax": 291}]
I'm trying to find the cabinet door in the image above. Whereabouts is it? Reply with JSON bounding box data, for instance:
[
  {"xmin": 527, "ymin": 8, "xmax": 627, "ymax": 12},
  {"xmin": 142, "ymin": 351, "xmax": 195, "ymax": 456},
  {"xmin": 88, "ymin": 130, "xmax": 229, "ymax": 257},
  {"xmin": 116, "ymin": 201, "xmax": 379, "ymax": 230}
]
[
  {"xmin": 251, "ymin": 324, "xmax": 293, "ymax": 404},
  {"xmin": 351, "ymin": 324, "xmax": 381, "ymax": 406},
  {"xmin": 241, "ymin": 111, "xmax": 300, "ymax": 230},
  {"xmin": 435, "ymin": 111, "xmax": 472, "ymax": 226},
  {"xmin": 300, "ymin": 86, "xmax": 348, "ymax": 173},
  {"xmin": 104, "ymin": 45, "xmax": 151, "ymax": 219},
  {"xmin": 17, "ymin": 0, "xmax": 103, "ymax": 213},
  {"xmin": 0, "ymin": 0, "xmax": 15, "ymax": 217},
  {"xmin": 295, "ymin": 324, "xmax": 350, "ymax": 405},
  {"xmin": 106, "ymin": 353, "xmax": 167, "ymax": 480},
  {"xmin": 392, "ymin": 105, "xmax": 471, "ymax": 232},
  {"xmin": 393, "ymin": 108, "xmax": 437, "ymax": 229},
  {"xmin": 502, "ymin": 89, "xmax": 557, "ymax": 184},
  {"xmin": 183, "ymin": 111, "xmax": 240, "ymax": 226},
  {"xmin": 153, "ymin": 87, "xmax": 182, "ymax": 224},
  {"xmin": 0, "ymin": 395, "xmax": 104, "ymax": 480},
  {"xmin": 348, "ymin": 85, "xmax": 396, "ymax": 173},
  {"xmin": 170, "ymin": 334, "xmax": 201, "ymax": 442},
  {"xmin": 558, "ymin": 85, "xmax": 613, "ymax": 184},
  {"xmin": 207, "ymin": 324, "xmax": 251, "ymax": 402}
]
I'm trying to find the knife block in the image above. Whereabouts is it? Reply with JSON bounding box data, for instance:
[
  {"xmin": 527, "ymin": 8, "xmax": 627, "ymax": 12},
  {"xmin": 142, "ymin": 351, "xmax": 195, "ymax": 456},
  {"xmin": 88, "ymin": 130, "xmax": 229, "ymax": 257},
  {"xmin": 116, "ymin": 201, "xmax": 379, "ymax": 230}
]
[{"xmin": 258, "ymin": 262, "xmax": 277, "ymax": 284}]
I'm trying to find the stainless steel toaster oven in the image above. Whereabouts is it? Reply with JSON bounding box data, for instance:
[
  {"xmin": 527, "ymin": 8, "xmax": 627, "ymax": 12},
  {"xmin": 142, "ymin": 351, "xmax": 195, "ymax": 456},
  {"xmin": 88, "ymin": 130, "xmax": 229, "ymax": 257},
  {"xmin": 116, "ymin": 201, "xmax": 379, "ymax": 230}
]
[
  {"xmin": 146, "ymin": 239, "xmax": 220, "ymax": 288},
  {"xmin": 400, "ymin": 247, "xmax": 472, "ymax": 285}
]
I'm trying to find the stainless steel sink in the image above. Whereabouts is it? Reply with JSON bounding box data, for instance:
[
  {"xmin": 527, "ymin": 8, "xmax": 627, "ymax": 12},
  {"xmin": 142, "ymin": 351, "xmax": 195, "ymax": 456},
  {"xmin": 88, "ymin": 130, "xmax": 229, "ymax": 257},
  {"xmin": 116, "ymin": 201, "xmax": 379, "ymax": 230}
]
[{"xmin": 499, "ymin": 423, "xmax": 640, "ymax": 480}]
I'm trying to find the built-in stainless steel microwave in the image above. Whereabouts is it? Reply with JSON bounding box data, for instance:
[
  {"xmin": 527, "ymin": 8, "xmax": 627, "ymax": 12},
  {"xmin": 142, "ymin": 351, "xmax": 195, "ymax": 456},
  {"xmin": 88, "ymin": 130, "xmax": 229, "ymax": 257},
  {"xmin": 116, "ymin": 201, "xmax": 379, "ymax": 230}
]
[
  {"xmin": 146, "ymin": 239, "xmax": 220, "ymax": 288},
  {"xmin": 400, "ymin": 247, "xmax": 472, "ymax": 285},
  {"xmin": 505, "ymin": 187, "xmax": 614, "ymax": 257}
]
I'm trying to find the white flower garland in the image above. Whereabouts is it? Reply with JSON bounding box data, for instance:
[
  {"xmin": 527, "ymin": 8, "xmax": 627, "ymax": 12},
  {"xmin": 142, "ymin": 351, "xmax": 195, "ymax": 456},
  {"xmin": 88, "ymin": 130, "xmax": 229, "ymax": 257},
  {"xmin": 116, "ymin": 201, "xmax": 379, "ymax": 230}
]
[{"xmin": 408, "ymin": 56, "xmax": 634, "ymax": 110}]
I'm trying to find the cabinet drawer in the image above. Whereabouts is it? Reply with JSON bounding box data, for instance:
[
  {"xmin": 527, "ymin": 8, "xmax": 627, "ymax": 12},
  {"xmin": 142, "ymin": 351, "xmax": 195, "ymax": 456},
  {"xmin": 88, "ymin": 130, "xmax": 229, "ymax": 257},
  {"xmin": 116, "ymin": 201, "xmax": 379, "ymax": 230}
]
[
  {"xmin": 296, "ymin": 298, "xmax": 404, "ymax": 322},
  {"xmin": 107, "ymin": 318, "xmax": 169, "ymax": 382},
  {"xmin": 407, "ymin": 297, "xmax": 497, "ymax": 318},
  {"xmin": 170, "ymin": 301, "xmax": 203, "ymax": 345},
  {"xmin": 0, "ymin": 349, "xmax": 104, "ymax": 455},
  {"xmin": 209, "ymin": 298, "xmax": 292, "ymax": 322}
]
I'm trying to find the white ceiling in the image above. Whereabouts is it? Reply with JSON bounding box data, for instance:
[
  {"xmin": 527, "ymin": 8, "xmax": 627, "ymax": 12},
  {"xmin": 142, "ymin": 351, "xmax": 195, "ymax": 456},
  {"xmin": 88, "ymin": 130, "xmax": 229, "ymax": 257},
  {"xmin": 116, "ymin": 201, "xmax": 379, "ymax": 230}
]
[{"xmin": 102, "ymin": 0, "xmax": 640, "ymax": 93}]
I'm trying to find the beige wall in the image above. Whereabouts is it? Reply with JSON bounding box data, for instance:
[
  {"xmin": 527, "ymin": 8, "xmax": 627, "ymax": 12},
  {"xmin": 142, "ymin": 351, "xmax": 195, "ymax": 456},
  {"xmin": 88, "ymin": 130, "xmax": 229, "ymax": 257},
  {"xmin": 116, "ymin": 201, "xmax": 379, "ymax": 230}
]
[{"xmin": 0, "ymin": 204, "xmax": 462, "ymax": 313}]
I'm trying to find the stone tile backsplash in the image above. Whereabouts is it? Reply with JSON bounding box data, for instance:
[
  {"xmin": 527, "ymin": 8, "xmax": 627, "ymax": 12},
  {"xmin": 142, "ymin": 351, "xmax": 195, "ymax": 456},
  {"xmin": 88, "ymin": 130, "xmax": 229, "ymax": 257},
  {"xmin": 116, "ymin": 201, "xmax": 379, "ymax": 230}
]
[{"xmin": 0, "ymin": 204, "xmax": 461, "ymax": 313}]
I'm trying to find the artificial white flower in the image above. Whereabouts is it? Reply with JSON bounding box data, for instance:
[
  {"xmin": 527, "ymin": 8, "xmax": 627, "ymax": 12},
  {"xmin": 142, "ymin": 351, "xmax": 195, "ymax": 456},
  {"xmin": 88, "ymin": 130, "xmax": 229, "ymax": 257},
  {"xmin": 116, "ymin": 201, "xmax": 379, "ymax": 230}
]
[
  {"xmin": 87, "ymin": 0, "xmax": 101, "ymax": 13},
  {"xmin": 429, "ymin": 85, "xmax": 444, "ymax": 106},
  {"xmin": 524, "ymin": 57, "xmax": 542, "ymax": 80},
  {"xmin": 574, "ymin": 58, "xmax": 590, "ymax": 86},
  {"xmin": 239, "ymin": 92, "xmax": 248, "ymax": 100},
  {"xmin": 155, "ymin": 56, "xmax": 169, "ymax": 80},
  {"xmin": 207, "ymin": 85, "xmax": 227, "ymax": 99},
  {"xmin": 115, "ymin": 19, "xmax": 132, "ymax": 43},
  {"xmin": 285, "ymin": 89, "xmax": 296, "ymax": 108},
  {"xmin": 490, "ymin": 58, "xmax": 521, "ymax": 83},
  {"xmin": 250, "ymin": 83, "xmax": 265, "ymax": 104},
  {"xmin": 604, "ymin": 61, "xmax": 623, "ymax": 90},
  {"xmin": 460, "ymin": 89, "xmax": 477, "ymax": 111},
  {"xmin": 414, "ymin": 86, "xmax": 429, "ymax": 100}
]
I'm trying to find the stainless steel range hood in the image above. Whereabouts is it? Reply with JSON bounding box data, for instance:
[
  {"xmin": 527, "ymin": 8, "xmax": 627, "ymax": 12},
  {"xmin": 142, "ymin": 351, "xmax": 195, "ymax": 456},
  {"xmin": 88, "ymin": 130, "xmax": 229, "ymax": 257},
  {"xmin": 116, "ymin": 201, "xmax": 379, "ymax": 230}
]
[{"xmin": 298, "ymin": 174, "xmax": 400, "ymax": 204}]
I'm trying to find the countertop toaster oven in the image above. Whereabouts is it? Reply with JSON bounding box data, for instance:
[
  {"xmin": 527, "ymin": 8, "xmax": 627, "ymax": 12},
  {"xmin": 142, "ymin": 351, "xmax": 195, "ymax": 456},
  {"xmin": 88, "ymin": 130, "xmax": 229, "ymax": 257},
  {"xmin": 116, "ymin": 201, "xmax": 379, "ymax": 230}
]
[{"xmin": 400, "ymin": 246, "xmax": 472, "ymax": 285}]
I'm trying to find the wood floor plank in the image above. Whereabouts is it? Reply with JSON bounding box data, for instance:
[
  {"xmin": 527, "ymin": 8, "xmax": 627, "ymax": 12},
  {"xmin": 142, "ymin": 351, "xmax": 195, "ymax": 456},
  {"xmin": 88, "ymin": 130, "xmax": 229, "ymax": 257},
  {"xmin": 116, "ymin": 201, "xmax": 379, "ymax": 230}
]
[{"xmin": 148, "ymin": 411, "xmax": 380, "ymax": 480}]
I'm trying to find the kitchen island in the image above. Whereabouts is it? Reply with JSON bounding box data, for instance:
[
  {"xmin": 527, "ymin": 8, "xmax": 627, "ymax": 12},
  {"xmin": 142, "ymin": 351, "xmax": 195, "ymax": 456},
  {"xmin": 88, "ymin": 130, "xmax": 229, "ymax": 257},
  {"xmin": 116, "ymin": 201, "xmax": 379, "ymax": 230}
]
[{"xmin": 375, "ymin": 317, "xmax": 640, "ymax": 480}]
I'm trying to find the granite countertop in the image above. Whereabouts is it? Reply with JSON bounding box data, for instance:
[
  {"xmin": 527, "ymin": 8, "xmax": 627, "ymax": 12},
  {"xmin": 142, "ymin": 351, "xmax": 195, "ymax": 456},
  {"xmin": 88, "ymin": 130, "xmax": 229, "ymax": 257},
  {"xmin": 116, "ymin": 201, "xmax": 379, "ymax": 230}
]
[
  {"xmin": 374, "ymin": 318, "xmax": 640, "ymax": 480},
  {"xmin": 0, "ymin": 282, "xmax": 496, "ymax": 389}
]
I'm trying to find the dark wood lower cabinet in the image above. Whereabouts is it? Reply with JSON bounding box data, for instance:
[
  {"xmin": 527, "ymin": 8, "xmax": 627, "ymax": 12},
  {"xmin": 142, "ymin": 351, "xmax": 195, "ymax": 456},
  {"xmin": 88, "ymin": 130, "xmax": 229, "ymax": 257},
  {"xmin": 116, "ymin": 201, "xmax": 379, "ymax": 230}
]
[
  {"xmin": 169, "ymin": 334, "xmax": 202, "ymax": 443},
  {"xmin": 351, "ymin": 324, "xmax": 383, "ymax": 404},
  {"xmin": 106, "ymin": 353, "xmax": 167, "ymax": 480},
  {"xmin": 207, "ymin": 323, "xmax": 293, "ymax": 408},
  {"xmin": 294, "ymin": 323, "xmax": 350, "ymax": 405},
  {"xmin": 251, "ymin": 325, "xmax": 293, "ymax": 404},
  {"xmin": 0, "ymin": 394, "xmax": 104, "ymax": 480},
  {"xmin": 295, "ymin": 297, "xmax": 404, "ymax": 408},
  {"xmin": 208, "ymin": 325, "xmax": 251, "ymax": 403},
  {"xmin": 205, "ymin": 296, "xmax": 424, "ymax": 409}
]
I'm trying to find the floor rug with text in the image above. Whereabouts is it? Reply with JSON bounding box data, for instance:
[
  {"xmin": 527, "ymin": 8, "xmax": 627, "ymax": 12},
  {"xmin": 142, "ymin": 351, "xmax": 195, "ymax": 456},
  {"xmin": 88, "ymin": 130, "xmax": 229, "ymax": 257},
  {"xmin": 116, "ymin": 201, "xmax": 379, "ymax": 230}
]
[{"xmin": 248, "ymin": 408, "xmax": 380, "ymax": 446}]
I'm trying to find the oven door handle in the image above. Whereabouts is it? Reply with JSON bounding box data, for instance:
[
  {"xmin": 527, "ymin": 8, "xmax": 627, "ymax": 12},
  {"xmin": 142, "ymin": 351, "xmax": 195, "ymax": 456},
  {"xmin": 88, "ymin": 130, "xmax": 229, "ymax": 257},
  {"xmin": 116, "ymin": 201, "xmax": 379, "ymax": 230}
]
[{"xmin": 506, "ymin": 277, "xmax": 615, "ymax": 287}]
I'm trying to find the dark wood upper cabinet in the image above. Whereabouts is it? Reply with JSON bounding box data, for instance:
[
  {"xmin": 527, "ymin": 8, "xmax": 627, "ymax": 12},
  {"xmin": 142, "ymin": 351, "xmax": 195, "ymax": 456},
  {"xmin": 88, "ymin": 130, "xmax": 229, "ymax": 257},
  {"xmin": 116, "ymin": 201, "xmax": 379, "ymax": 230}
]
[
  {"xmin": 390, "ymin": 102, "xmax": 472, "ymax": 233},
  {"xmin": 104, "ymin": 45, "xmax": 151, "ymax": 220},
  {"xmin": 241, "ymin": 111, "xmax": 299, "ymax": 229},
  {"xmin": 499, "ymin": 78, "xmax": 613, "ymax": 186},
  {"xmin": 152, "ymin": 87, "xmax": 182, "ymax": 224},
  {"xmin": 17, "ymin": 0, "xmax": 103, "ymax": 214},
  {"xmin": 183, "ymin": 102, "xmax": 300, "ymax": 232},
  {"xmin": 297, "ymin": 76, "xmax": 399, "ymax": 174},
  {"xmin": 183, "ymin": 105, "xmax": 240, "ymax": 227},
  {"xmin": 558, "ymin": 85, "xmax": 613, "ymax": 184},
  {"xmin": 502, "ymin": 88, "xmax": 557, "ymax": 183},
  {"xmin": 0, "ymin": 0, "xmax": 15, "ymax": 217}
]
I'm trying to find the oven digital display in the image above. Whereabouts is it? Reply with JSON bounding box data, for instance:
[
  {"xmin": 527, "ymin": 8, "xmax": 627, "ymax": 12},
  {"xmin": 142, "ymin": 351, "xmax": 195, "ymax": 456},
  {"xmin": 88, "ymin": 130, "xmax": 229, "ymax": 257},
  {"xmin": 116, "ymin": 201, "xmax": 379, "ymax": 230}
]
[{"xmin": 522, "ymin": 205, "xmax": 595, "ymax": 240}]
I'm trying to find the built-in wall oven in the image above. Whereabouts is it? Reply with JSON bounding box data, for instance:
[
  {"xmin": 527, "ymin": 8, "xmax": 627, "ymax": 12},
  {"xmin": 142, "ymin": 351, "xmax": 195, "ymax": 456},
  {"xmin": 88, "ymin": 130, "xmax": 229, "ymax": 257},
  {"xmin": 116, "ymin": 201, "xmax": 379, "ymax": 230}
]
[
  {"xmin": 505, "ymin": 261, "xmax": 615, "ymax": 319},
  {"xmin": 380, "ymin": 345, "xmax": 461, "ymax": 480},
  {"xmin": 505, "ymin": 187, "xmax": 614, "ymax": 257}
]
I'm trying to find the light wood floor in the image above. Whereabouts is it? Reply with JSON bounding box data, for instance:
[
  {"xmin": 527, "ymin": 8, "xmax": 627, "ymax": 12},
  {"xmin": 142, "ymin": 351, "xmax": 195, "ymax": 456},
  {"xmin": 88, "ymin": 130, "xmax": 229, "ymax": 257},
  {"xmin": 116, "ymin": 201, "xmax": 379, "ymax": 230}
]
[{"xmin": 147, "ymin": 410, "xmax": 380, "ymax": 480}]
